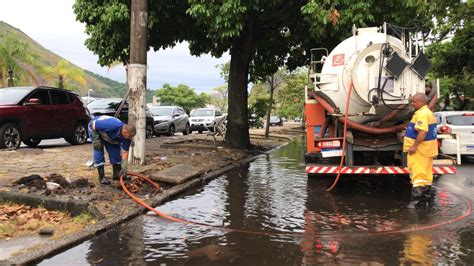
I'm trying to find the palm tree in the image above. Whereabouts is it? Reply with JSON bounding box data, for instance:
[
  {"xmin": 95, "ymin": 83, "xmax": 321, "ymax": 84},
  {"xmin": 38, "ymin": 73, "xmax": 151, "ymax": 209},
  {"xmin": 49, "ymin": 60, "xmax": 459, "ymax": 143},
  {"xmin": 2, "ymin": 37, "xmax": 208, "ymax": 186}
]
[
  {"xmin": 42, "ymin": 59, "xmax": 86, "ymax": 89},
  {"xmin": 0, "ymin": 35, "xmax": 32, "ymax": 87}
]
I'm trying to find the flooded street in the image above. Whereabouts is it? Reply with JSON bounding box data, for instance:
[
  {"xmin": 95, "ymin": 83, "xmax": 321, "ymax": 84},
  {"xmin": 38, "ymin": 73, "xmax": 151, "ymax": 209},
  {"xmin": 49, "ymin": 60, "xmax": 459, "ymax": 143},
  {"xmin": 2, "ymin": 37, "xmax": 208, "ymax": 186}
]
[{"xmin": 40, "ymin": 138, "xmax": 474, "ymax": 265}]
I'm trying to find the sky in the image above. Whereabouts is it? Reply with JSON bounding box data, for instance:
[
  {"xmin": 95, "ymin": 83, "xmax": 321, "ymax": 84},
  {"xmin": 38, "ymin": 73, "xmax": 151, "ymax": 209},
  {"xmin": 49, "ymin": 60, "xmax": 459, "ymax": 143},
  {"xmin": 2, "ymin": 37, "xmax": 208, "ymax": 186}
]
[{"xmin": 0, "ymin": 0, "xmax": 229, "ymax": 93}]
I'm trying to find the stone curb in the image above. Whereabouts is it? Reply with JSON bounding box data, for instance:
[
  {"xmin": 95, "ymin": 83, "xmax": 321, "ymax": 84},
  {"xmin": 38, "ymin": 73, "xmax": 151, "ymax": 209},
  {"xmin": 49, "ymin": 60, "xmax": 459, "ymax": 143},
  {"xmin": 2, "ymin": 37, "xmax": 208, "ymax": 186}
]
[{"xmin": 3, "ymin": 134, "xmax": 298, "ymax": 265}]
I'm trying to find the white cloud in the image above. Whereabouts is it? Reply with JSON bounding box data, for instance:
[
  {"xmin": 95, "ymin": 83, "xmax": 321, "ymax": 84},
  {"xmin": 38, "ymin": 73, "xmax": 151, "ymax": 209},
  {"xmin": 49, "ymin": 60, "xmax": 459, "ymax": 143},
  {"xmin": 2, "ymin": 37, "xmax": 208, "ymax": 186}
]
[{"xmin": 0, "ymin": 0, "xmax": 229, "ymax": 93}]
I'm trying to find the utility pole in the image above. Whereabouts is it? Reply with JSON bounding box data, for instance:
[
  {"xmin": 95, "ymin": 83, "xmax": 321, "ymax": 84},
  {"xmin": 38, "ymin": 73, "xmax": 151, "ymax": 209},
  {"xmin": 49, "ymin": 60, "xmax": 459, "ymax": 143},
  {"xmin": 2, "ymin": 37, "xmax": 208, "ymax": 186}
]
[{"xmin": 128, "ymin": 0, "xmax": 148, "ymax": 165}]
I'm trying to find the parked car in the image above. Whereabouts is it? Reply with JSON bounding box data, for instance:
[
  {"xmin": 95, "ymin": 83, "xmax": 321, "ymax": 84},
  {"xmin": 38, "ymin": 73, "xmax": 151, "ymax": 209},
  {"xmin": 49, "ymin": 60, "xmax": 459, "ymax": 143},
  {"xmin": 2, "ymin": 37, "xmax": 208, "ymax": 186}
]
[
  {"xmin": 435, "ymin": 111, "xmax": 474, "ymax": 156},
  {"xmin": 249, "ymin": 114, "xmax": 264, "ymax": 129},
  {"xmin": 294, "ymin": 117, "xmax": 302, "ymax": 123},
  {"xmin": 0, "ymin": 86, "xmax": 91, "ymax": 149},
  {"xmin": 149, "ymin": 106, "xmax": 190, "ymax": 136},
  {"xmin": 87, "ymin": 98, "xmax": 154, "ymax": 138},
  {"xmin": 189, "ymin": 108, "xmax": 223, "ymax": 133},
  {"xmin": 269, "ymin": 116, "xmax": 283, "ymax": 126}
]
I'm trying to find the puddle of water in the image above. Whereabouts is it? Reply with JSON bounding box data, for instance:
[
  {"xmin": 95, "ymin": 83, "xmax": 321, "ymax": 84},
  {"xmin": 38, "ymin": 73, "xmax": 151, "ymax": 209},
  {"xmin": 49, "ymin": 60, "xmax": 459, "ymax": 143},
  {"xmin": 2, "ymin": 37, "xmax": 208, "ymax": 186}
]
[{"xmin": 39, "ymin": 138, "xmax": 474, "ymax": 265}]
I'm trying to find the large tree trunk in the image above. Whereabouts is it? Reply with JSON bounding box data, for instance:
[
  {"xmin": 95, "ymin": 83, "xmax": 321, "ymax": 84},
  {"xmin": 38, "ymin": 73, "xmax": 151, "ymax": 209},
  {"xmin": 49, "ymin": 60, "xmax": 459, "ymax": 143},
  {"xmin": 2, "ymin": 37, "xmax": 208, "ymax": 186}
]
[
  {"xmin": 226, "ymin": 15, "xmax": 255, "ymax": 149},
  {"xmin": 128, "ymin": 0, "xmax": 148, "ymax": 165}
]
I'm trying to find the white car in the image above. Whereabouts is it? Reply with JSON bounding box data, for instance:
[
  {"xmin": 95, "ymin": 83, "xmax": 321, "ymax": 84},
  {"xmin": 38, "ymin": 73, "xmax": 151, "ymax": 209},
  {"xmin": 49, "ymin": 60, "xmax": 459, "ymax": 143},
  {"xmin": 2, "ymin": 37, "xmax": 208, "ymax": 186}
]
[
  {"xmin": 435, "ymin": 111, "xmax": 474, "ymax": 156},
  {"xmin": 189, "ymin": 108, "xmax": 223, "ymax": 133}
]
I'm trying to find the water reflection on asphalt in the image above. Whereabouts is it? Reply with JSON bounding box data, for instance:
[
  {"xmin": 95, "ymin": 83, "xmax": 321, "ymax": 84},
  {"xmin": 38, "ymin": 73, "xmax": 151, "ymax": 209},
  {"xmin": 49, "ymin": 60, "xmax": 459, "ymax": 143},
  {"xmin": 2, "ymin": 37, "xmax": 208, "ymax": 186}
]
[{"xmin": 40, "ymin": 138, "xmax": 474, "ymax": 265}]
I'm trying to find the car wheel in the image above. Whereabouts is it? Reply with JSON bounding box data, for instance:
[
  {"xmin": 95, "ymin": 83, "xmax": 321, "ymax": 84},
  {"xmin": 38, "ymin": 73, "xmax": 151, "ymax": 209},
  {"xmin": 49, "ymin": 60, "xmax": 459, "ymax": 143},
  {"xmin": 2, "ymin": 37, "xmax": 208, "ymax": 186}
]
[
  {"xmin": 146, "ymin": 124, "xmax": 154, "ymax": 138},
  {"xmin": 23, "ymin": 138, "xmax": 42, "ymax": 148},
  {"xmin": 0, "ymin": 123, "xmax": 22, "ymax": 149},
  {"xmin": 168, "ymin": 125, "xmax": 175, "ymax": 136},
  {"xmin": 183, "ymin": 124, "xmax": 190, "ymax": 135},
  {"xmin": 67, "ymin": 122, "xmax": 88, "ymax": 145},
  {"xmin": 198, "ymin": 130, "xmax": 203, "ymax": 134}
]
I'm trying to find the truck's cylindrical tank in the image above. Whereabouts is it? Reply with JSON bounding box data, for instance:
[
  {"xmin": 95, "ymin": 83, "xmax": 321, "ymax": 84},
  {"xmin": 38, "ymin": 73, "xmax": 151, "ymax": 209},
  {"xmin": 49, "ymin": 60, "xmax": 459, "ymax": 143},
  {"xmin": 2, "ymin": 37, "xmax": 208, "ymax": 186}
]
[{"xmin": 315, "ymin": 27, "xmax": 425, "ymax": 124}]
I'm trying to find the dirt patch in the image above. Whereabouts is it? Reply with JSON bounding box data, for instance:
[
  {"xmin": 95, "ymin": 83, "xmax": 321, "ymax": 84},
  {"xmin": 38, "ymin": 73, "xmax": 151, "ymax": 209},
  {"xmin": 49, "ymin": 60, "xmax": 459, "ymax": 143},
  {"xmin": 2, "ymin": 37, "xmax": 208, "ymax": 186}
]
[
  {"xmin": 0, "ymin": 203, "xmax": 95, "ymax": 240},
  {"xmin": 45, "ymin": 174, "xmax": 70, "ymax": 189},
  {"xmin": 70, "ymin": 178, "xmax": 91, "ymax": 189},
  {"xmin": 12, "ymin": 174, "xmax": 94, "ymax": 193}
]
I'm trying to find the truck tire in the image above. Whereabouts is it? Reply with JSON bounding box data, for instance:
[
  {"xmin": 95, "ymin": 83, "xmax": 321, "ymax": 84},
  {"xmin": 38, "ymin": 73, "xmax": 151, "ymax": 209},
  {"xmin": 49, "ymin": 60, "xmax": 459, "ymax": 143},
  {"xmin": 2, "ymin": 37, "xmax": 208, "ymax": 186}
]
[{"xmin": 0, "ymin": 123, "xmax": 22, "ymax": 149}]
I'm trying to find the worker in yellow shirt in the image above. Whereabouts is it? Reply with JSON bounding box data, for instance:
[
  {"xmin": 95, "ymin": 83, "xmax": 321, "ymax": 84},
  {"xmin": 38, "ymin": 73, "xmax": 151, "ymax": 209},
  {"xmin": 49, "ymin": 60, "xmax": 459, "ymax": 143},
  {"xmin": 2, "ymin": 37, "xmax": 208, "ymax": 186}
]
[{"xmin": 403, "ymin": 93, "xmax": 438, "ymax": 208}]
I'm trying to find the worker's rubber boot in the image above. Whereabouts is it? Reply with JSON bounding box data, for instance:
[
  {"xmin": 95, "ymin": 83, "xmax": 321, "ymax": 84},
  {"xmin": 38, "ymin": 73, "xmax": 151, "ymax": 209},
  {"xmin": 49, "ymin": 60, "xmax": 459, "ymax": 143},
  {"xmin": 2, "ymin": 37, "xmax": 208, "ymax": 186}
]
[
  {"xmin": 112, "ymin": 164, "xmax": 122, "ymax": 181},
  {"xmin": 407, "ymin": 186, "xmax": 424, "ymax": 209},
  {"xmin": 97, "ymin": 165, "xmax": 110, "ymax": 185},
  {"xmin": 420, "ymin": 185, "xmax": 433, "ymax": 204}
]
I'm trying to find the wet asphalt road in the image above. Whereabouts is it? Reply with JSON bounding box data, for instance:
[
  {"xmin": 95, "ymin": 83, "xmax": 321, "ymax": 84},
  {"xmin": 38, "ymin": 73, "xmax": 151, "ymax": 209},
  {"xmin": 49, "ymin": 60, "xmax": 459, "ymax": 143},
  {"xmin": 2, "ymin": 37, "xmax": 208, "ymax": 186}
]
[{"xmin": 40, "ymin": 138, "xmax": 474, "ymax": 265}]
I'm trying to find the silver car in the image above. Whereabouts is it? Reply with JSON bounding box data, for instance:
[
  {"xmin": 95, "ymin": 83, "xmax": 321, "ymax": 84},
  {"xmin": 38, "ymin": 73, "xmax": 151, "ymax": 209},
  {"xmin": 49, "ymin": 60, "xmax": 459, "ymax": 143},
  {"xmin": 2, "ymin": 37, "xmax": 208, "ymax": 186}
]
[
  {"xmin": 435, "ymin": 111, "xmax": 474, "ymax": 156},
  {"xmin": 150, "ymin": 106, "xmax": 190, "ymax": 136}
]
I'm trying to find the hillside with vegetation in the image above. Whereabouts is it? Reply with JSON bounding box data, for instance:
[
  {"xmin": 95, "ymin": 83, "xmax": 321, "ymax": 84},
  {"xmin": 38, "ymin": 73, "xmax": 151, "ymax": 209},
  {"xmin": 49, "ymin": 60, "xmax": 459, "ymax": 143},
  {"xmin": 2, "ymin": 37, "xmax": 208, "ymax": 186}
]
[{"xmin": 0, "ymin": 21, "xmax": 126, "ymax": 97}]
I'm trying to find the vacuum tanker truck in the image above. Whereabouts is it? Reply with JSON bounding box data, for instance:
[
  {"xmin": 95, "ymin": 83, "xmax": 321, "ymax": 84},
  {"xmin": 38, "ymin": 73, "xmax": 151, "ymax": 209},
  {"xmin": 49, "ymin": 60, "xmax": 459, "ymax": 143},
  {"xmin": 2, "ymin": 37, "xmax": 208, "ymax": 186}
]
[{"xmin": 304, "ymin": 23, "xmax": 456, "ymax": 176}]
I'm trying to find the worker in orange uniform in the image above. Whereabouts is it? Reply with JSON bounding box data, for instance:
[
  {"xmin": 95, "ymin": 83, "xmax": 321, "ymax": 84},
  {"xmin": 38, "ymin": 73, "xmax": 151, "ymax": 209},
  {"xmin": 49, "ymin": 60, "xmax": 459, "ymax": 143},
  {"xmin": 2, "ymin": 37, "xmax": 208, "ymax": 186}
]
[{"xmin": 403, "ymin": 93, "xmax": 438, "ymax": 208}]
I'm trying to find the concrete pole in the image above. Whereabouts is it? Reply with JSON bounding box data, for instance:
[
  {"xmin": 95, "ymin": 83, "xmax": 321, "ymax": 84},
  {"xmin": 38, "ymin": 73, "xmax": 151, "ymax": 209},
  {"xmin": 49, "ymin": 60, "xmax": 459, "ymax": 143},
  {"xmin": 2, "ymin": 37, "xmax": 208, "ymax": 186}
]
[{"xmin": 128, "ymin": 0, "xmax": 148, "ymax": 165}]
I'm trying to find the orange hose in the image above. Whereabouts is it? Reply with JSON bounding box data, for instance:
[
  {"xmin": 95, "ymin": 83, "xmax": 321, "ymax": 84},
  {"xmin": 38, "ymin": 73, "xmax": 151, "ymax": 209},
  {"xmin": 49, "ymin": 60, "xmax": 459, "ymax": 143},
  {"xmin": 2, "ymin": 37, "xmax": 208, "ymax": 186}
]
[
  {"xmin": 326, "ymin": 80, "xmax": 353, "ymax": 192},
  {"xmin": 120, "ymin": 172, "xmax": 471, "ymax": 236}
]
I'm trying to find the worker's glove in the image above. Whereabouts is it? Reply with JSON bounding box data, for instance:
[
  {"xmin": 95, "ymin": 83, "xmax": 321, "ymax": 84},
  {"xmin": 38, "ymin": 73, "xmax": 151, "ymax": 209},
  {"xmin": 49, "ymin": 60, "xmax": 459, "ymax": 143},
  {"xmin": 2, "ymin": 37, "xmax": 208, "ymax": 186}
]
[
  {"xmin": 120, "ymin": 159, "xmax": 128, "ymax": 177},
  {"xmin": 92, "ymin": 131, "xmax": 103, "ymax": 151}
]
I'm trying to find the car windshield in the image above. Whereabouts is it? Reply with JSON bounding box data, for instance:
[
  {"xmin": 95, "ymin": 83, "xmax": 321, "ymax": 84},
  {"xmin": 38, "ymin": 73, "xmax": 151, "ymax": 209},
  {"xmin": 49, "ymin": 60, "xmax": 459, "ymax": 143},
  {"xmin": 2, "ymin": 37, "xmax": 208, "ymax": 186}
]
[
  {"xmin": 191, "ymin": 110, "xmax": 214, "ymax": 117},
  {"xmin": 446, "ymin": 115, "xmax": 474, "ymax": 125},
  {"xmin": 0, "ymin": 87, "xmax": 32, "ymax": 104},
  {"xmin": 87, "ymin": 99, "xmax": 121, "ymax": 109},
  {"xmin": 150, "ymin": 107, "xmax": 173, "ymax": 116}
]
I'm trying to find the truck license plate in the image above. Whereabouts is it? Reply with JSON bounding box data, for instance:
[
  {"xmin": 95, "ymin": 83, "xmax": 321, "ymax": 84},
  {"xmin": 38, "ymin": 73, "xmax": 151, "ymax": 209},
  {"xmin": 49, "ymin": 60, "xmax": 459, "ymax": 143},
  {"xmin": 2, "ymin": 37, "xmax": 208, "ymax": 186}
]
[{"xmin": 321, "ymin": 149, "xmax": 342, "ymax": 158}]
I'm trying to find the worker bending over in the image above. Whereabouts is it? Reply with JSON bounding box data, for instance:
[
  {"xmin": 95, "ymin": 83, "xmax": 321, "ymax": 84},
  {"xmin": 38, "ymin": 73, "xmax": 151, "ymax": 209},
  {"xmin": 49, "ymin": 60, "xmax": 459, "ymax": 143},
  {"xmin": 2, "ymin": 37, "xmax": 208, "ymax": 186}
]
[
  {"xmin": 89, "ymin": 115, "xmax": 136, "ymax": 184},
  {"xmin": 403, "ymin": 93, "xmax": 438, "ymax": 208}
]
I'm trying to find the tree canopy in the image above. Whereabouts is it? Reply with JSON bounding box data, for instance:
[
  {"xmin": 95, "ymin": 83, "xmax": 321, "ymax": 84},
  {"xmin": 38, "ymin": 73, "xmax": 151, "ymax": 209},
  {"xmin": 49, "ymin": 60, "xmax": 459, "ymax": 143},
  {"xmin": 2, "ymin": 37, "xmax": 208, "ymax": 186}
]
[
  {"xmin": 276, "ymin": 69, "xmax": 306, "ymax": 119},
  {"xmin": 155, "ymin": 83, "xmax": 210, "ymax": 113},
  {"xmin": 42, "ymin": 60, "xmax": 86, "ymax": 89},
  {"xmin": 427, "ymin": 0, "xmax": 473, "ymax": 110},
  {"xmin": 74, "ymin": 0, "xmax": 454, "ymax": 149}
]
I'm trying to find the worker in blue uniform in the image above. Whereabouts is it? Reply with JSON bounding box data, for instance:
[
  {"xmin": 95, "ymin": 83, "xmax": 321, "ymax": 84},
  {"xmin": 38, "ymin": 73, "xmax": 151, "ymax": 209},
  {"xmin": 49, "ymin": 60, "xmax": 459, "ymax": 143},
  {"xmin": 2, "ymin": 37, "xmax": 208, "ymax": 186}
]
[
  {"xmin": 88, "ymin": 115, "xmax": 136, "ymax": 184},
  {"xmin": 403, "ymin": 93, "xmax": 438, "ymax": 208}
]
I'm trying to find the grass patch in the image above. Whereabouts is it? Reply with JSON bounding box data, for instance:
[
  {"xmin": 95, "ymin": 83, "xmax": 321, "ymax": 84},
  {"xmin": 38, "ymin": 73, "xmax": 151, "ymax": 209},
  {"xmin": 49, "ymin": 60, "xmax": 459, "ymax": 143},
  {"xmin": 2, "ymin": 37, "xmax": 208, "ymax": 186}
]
[{"xmin": 74, "ymin": 212, "xmax": 96, "ymax": 225}]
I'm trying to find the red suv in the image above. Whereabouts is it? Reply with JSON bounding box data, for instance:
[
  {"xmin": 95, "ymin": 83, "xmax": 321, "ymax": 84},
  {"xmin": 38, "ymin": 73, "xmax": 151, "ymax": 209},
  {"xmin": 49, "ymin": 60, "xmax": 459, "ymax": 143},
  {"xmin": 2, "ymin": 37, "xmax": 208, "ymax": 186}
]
[{"xmin": 0, "ymin": 86, "xmax": 91, "ymax": 149}]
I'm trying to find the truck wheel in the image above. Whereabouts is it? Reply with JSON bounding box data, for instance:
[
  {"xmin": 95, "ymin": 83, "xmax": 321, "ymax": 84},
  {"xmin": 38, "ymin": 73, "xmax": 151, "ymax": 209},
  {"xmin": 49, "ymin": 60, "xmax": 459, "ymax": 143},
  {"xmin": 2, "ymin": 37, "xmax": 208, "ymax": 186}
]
[
  {"xmin": 0, "ymin": 123, "xmax": 22, "ymax": 149},
  {"xmin": 23, "ymin": 138, "xmax": 42, "ymax": 148},
  {"xmin": 67, "ymin": 122, "xmax": 88, "ymax": 145}
]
